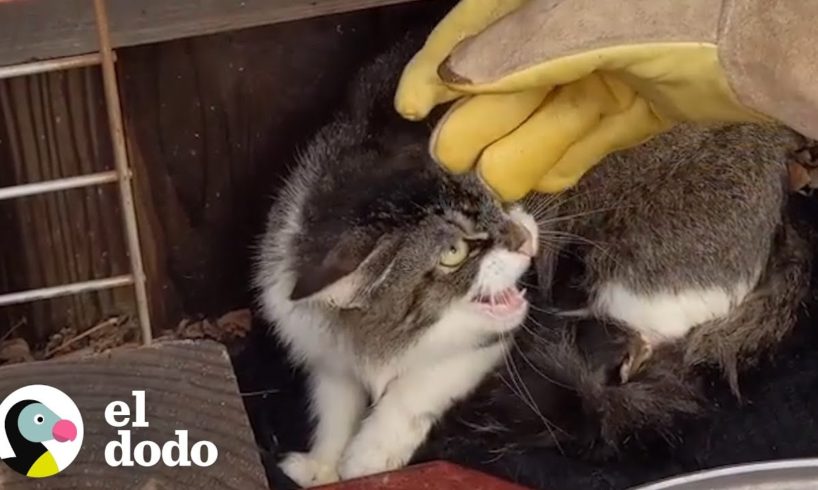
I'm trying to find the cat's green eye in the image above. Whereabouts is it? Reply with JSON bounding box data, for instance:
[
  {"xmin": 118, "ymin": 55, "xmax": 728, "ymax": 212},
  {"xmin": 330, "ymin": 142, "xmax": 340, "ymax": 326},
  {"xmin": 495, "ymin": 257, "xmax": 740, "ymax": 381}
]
[{"xmin": 440, "ymin": 238, "xmax": 470, "ymax": 268}]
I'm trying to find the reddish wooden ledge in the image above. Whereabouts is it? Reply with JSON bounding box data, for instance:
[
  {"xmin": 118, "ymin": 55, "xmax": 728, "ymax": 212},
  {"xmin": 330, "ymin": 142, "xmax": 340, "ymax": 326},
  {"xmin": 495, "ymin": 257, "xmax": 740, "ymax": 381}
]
[{"xmin": 314, "ymin": 461, "xmax": 532, "ymax": 490}]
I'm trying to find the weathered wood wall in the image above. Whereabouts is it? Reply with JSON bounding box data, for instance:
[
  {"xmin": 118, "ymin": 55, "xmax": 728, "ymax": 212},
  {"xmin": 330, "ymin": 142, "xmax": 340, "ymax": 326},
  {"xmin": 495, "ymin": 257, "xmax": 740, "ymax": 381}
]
[
  {"xmin": 0, "ymin": 67, "xmax": 132, "ymax": 341},
  {"xmin": 0, "ymin": 0, "xmax": 424, "ymax": 67},
  {"xmin": 0, "ymin": 0, "xmax": 453, "ymax": 345}
]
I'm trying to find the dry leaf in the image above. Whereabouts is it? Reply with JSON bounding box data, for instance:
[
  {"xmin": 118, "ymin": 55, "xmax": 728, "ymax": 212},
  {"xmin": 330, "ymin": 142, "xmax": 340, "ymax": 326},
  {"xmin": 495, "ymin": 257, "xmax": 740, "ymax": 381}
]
[
  {"xmin": 173, "ymin": 309, "xmax": 252, "ymax": 343},
  {"xmin": 42, "ymin": 316, "xmax": 133, "ymax": 359},
  {"xmin": 0, "ymin": 338, "xmax": 33, "ymax": 364},
  {"xmin": 217, "ymin": 309, "xmax": 252, "ymax": 338},
  {"xmin": 44, "ymin": 326, "xmax": 77, "ymax": 356}
]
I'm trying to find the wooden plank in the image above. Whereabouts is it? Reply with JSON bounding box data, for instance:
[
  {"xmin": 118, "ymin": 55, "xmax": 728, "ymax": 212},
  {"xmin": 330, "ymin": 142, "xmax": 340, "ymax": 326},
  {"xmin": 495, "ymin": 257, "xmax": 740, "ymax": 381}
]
[
  {"xmin": 314, "ymin": 461, "xmax": 531, "ymax": 490},
  {"xmin": 0, "ymin": 340, "xmax": 268, "ymax": 489},
  {"xmin": 0, "ymin": 0, "xmax": 425, "ymax": 68}
]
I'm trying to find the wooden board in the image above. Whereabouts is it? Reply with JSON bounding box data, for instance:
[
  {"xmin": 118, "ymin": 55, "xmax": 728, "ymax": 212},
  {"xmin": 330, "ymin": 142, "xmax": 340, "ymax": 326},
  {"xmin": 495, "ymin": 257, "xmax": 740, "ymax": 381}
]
[
  {"xmin": 0, "ymin": 340, "xmax": 268, "ymax": 489},
  {"xmin": 0, "ymin": 0, "xmax": 424, "ymax": 68},
  {"xmin": 315, "ymin": 461, "xmax": 531, "ymax": 490}
]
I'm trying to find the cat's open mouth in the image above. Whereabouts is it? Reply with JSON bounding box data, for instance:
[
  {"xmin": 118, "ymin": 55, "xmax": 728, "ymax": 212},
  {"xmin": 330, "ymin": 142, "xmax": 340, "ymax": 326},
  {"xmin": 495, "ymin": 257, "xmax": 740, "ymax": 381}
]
[{"xmin": 473, "ymin": 287, "xmax": 527, "ymax": 315}]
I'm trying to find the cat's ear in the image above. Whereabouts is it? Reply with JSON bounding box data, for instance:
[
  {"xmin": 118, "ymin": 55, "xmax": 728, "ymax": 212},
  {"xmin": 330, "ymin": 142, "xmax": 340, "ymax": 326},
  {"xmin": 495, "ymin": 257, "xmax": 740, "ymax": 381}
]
[{"xmin": 290, "ymin": 233, "xmax": 391, "ymax": 307}]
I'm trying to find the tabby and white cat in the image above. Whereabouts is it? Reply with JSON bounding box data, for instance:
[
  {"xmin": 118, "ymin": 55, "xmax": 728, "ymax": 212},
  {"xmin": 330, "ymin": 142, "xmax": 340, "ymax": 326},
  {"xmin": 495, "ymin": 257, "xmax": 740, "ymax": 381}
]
[{"xmin": 253, "ymin": 37, "xmax": 537, "ymax": 486}]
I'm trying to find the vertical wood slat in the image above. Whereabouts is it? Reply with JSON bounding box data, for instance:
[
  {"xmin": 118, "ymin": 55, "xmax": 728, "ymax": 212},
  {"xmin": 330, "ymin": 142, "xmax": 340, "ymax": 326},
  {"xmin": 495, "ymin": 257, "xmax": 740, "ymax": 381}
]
[
  {"xmin": 92, "ymin": 0, "xmax": 152, "ymax": 344},
  {"xmin": 0, "ymin": 0, "xmax": 154, "ymax": 345},
  {"xmin": 0, "ymin": 66, "xmax": 132, "ymax": 342}
]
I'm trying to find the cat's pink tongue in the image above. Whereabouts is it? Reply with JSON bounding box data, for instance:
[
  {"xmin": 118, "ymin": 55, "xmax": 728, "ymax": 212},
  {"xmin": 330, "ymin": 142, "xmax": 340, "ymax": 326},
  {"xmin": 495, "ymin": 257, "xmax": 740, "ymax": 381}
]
[
  {"xmin": 475, "ymin": 287, "xmax": 526, "ymax": 314},
  {"xmin": 502, "ymin": 289, "xmax": 525, "ymax": 309}
]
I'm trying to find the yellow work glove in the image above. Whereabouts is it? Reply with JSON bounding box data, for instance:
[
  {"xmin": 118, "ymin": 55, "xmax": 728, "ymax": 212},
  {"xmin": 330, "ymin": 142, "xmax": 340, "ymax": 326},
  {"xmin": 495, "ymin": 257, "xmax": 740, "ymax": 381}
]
[{"xmin": 394, "ymin": 0, "xmax": 771, "ymax": 202}]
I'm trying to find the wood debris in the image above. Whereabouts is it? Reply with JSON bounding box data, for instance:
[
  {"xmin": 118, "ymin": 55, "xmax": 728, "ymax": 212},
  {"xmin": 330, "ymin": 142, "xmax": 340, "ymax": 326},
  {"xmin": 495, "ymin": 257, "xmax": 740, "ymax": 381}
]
[
  {"xmin": 45, "ymin": 317, "xmax": 130, "ymax": 357},
  {"xmin": 161, "ymin": 308, "xmax": 252, "ymax": 343},
  {"xmin": 0, "ymin": 338, "xmax": 33, "ymax": 365},
  {"xmin": 0, "ymin": 308, "xmax": 253, "ymax": 366},
  {"xmin": 42, "ymin": 316, "xmax": 136, "ymax": 360},
  {"xmin": 0, "ymin": 318, "xmax": 33, "ymax": 366}
]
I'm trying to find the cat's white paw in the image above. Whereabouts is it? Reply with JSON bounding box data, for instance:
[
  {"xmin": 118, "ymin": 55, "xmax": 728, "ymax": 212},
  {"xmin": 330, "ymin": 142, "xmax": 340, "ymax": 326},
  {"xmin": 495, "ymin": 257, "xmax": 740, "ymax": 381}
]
[
  {"xmin": 338, "ymin": 444, "xmax": 403, "ymax": 481},
  {"xmin": 337, "ymin": 422, "xmax": 419, "ymax": 480},
  {"xmin": 279, "ymin": 452, "xmax": 339, "ymax": 488}
]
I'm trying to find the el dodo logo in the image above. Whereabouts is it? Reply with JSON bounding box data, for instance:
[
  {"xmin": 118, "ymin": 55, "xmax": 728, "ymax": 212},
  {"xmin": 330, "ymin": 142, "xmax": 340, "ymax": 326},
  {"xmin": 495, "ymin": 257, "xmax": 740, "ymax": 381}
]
[
  {"xmin": 0, "ymin": 385, "xmax": 82, "ymax": 478},
  {"xmin": 0, "ymin": 387, "xmax": 216, "ymax": 478},
  {"xmin": 104, "ymin": 390, "xmax": 218, "ymax": 468}
]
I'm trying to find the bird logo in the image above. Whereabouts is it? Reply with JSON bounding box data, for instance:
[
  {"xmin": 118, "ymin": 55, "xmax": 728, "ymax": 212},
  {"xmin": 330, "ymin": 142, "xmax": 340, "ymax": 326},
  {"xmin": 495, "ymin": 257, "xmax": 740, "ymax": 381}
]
[{"xmin": 0, "ymin": 385, "xmax": 83, "ymax": 478}]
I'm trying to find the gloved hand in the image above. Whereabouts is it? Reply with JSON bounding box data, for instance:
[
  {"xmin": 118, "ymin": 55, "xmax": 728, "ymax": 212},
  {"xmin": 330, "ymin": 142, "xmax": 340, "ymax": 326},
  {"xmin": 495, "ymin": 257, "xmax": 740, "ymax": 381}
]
[{"xmin": 395, "ymin": 0, "xmax": 815, "ymax": 201}]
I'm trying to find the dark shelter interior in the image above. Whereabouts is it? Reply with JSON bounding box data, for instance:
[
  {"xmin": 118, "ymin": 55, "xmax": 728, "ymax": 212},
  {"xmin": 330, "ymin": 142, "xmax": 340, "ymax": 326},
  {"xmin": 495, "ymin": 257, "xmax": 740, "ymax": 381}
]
[
  {"xmin": 2, "ymin": 1, "xmax": 818, "ymax": 489},
  {"xmin": 225, "ymin": 5, "xmax": 818, "ymax": 490}
]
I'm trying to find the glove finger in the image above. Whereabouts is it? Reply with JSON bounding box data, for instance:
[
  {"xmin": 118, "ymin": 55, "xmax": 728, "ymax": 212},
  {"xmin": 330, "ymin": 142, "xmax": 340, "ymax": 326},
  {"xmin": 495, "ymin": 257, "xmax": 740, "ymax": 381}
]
[
  {"xmin": 535, "ymin": 97, "xmax": 671, "ymax": 193},
  {"xmin": 394, "ymin": 0, "xmax": 527, "ymax": 120},
  {"xmin": 430, "ymin": 86, "xmax": 553, "ymax": 174},
  {"xmin": 476, "ymin": 78, "xmax": 608, "ymax": 202}
]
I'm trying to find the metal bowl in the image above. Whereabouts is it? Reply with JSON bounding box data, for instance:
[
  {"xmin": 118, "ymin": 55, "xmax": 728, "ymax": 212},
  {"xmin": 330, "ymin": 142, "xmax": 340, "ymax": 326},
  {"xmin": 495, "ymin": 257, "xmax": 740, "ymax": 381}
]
[{"xmin": 632, "ymin": 458, "xmax": 818, "ymax": 490}]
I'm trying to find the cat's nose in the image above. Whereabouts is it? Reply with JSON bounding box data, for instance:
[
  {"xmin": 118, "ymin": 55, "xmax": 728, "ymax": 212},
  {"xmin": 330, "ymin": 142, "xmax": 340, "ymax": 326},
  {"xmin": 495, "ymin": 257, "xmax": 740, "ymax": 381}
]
[{"xmin": 506, "ymin": 221, "xmax": 536, "ymax": 258}]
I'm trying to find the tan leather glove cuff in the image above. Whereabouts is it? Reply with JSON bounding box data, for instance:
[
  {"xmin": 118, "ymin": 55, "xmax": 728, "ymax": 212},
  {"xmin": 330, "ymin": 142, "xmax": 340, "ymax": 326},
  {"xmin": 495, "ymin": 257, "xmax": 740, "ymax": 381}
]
[
  {"xmin": 441, "ymin": 0, "xmax": 721, "ymax": 85},
  {"xmin": 720, "ymin": 0, "xmax": 818, "ymax": 140},
  {"xmin": 441, "ymin": 0, "xmax": 818, "ymax": 139}
]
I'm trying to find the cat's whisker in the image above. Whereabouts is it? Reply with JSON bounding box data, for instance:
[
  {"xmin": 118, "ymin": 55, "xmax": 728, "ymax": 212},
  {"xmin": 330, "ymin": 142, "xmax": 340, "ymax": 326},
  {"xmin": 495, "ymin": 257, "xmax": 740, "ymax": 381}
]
[
  {"xmin": 502, "ymin": 342, "xmax": 566, "ymax": 451},
  {"xmin": 497, "ymin": 369, "xmax": 532, "ymax": 421},
  {"xmin": 511, "ymin": 331, "xmax": 573, "ymax": 392},
  {"xmin": 527, "ymin": 188, "xmax": 583, "ymax": 214},
  {"xmin": 499, "ymin": 356, "xmax": 535, "ymax": 416},
  {"xmin": 500, "ymin": 347, "xmax": 538, "ymax": 410},
  {"xmin": 522, "ymin": 190, "xmax": 563, "ymax": 215},
  {"xmin": 538, "ymin": 230, "xmax": 624, "ymax": 267},
  {"xmin": 517, "ymin": 320, "xmax": 550, "ymax": 344},
  {"xmin": 538, "ymin": 204, "xmax": 637, "ymax": 226},
  {"xmin": 538, "ymin": 233, "xmax": 579, "ymax": 244},
  {"xmin": 482, "ymin": 448, "xmax": 508, "ymax": 463},
  {"xmin": 525, "ymin": 302, "xmax": 561, "ymax": 315},
  {"xmin": 539, "ymin": 230, "xmax": 609, "ymax": 251},
  {"xmin": 526, "ymin": 187, "xmax": 601, "ymax": 221},
  {"xmin": 535, "ymin": 239, "xmax": 563, "ymax": 258}
]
